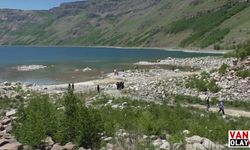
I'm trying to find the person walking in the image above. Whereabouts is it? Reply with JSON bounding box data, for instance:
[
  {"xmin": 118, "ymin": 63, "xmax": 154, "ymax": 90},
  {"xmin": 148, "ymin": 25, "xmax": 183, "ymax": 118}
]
[
  {"xmin": 206, "ymin": 95, "xmax": 210, "ymax": 111},
  {"xmin": 68, "ymin": 83, "xmax": 71, "ymax": 91},
  {"xmin": 72, "ymin": 83, "xmax": 75, "ymax": 90},
  {"xmin": 97, "ymin": 85, "xmax": 100, "ymax": 93},
  {"xmin": 218, "ymin": 100, "xmax": 225, "ymax": 115}
]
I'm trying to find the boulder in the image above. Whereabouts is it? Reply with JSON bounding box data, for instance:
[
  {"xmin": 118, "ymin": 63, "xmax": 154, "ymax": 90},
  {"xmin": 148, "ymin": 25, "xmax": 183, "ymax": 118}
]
[
  {"xmin": 44, "ymin": 136, "xmax": 54, "ymax": 146},
  {"xmin": 172, "ymin": 143, "xmax": 185, "ymax": 150},
  {"xmin": 0, "ymin": 139, "xmax": 9, "ymax": 147},
  {"xmin": 201, "ymin": 138, "xmax": 221, "ymax": 150},
  {"xmin": 185, "ymin": 144, "xmax": 193, "ymax": 150},
  {"xmin": 103, "ymin": 137, "xmax": 112, "ymax": 142},
  {"xmin": 6, "ymin": 109, "xmax": 17, "ymax": 117},
  {"xmin": 51, "ymin": 143, "xmax": 63, "ymax": 150},
  {"xmin": 0, "ymin": 142, "xmax": 22, "ymax": 150},
  {"xmin": 153, "ymin": 138, "xmax": 163, "ymax": 147},
  {"xmin": 160, "ymin": 141, "xmax": 170, "ymax": 150},
  {"xmin": 63, "ymin": 142, "xmax": 75, "ymax": 150},
  {"xmin": 192, "ymin": 143, "xmax": 206, "ymax": 150},
  {"xmin": 3, "ymin": 82, "xmax": 11, "ymax": 86},
  {"xmin": 185, "ymin": 135, "xmax": 203, "ymax": 144},
  {"xmin": 182, "ymin": 130, "xmax": 190, "ymax": 135},
  {"xmin": 1, "ymin": 118, "xmax": 11, "ymax": 125}
]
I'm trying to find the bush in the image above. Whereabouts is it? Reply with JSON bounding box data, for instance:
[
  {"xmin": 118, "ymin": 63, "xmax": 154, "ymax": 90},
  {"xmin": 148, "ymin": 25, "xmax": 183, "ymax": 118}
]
[
  {"xmin": 14, "ymin": 91, "xmax": 104, "ymax": 149},
  {"xmin": 13, "ymin": 95, "xmax": 57, "ymax": 148},
  {"xmin": 57, "ymin": 90, "xmax": 104, "ymax": 149},
  {"xmin": 236, "ymin": 45, "xmax": 250, "ymax": 60},
  {"xmin": 218, "ymin": 63, "xmax": 229, "ymax": 75},
  {"xmin": 236, "ymin": 69, "xmax": 250, "ymax": 78},
  {"xmin": 224, "ymin": 42, "xmax": 250, "ymax": 59},
  {"xmin": 185, "ymin": 72, "xmax": 220, "ymax": 93}
]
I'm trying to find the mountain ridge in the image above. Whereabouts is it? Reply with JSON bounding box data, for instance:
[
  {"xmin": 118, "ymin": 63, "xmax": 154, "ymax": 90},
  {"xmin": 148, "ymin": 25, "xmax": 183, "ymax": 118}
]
[{"xmin": 0, "ymin": 0, "xmax": 250, "ymax": 50}]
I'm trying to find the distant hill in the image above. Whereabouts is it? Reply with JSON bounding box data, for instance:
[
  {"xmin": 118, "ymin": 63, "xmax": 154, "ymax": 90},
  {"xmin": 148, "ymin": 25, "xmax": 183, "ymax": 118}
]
[{"xmin": 0, "ymin": 0, "xmax": 250, "ymax": 50}]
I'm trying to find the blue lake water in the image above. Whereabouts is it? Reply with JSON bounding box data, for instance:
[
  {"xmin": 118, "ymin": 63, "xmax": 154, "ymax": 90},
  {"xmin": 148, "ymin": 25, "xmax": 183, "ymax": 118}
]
[{"xmin": 0, "ymin": 46, "xmax": 221, "ymax": 84}]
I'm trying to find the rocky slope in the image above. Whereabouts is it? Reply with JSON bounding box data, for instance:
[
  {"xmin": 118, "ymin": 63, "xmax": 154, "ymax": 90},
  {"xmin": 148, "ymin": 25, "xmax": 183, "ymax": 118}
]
[{"xmin": 0, "ymin": 0, "xmax": 250, "ymax": 49}]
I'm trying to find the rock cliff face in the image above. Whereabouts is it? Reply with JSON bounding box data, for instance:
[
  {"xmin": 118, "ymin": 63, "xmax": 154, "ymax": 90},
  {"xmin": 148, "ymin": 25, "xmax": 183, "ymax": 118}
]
[{"xmin": 0, "ymin": 0, "xmax": 250, "ymax": 49}]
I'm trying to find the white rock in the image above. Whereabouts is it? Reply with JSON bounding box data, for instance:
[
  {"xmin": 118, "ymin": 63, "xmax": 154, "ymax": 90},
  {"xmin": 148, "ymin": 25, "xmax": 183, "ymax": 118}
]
[
  {"xmin": 6, "ymin": 109, "xmax": 16, "ymax": 117},
  {"xmin": 111, "ymin": 104, "xmax": 119, "ymax": 109},
  {"xmin": 63, "ymin": 142, "xmax": 75, "ymax": 150},
  {"xmin": 192, "ymin": 143, "xmax": 206, "ymax": 150},
  {"xmin": 82, "ymin": 67, "xmax": 92, "ymax": 72},
  {"xmin": 201, "ymin": 138, "xmax": 219, "ymax": 150},
  {"xmin": 153, "ymin": 138, "xmax": 163, "ymax": 147},
  {"xmin": 0, "ymin": 142, "xmax": 22, "ymax": 150},
  {"xmin": 186, "ymin": 135, "xmax": 203, "ymax": 144},
  {"xmin": 183, "ymin": 130, "xmax": 190, "ymax": 135},
  {"xmin": 160, "ymin": 141, "xmax": 170, "ymax": 150},
  {"xmin": 103, "ymin": 137, "xmax": 112, "ymax": 142},
  {"xmin": 143, "ymin": 135, "xmax": 148, "ymax": 139},
  {"xmin": 51, "ymin": 144, "xmax": 63, "ymax": 150},
  {"xmin": 44, "ymin": 136, "xmax": 54, "ymax": 146}
]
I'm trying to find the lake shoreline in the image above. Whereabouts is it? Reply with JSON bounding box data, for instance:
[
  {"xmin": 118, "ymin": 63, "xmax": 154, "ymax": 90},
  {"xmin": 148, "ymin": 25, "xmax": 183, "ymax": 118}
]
[{"xmin": 0, "ymin": 45, "xmax": 230, "ymax": 54}]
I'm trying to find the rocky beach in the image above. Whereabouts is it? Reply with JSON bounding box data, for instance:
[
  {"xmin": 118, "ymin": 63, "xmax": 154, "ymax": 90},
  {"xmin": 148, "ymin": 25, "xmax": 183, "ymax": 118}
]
[{"xmin": 0, "ymin": 55, "xmax": 250, "ymax": 150}]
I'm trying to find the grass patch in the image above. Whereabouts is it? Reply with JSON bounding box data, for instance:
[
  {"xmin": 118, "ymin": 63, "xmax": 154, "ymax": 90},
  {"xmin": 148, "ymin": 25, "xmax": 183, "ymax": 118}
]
[
  {"xmin": 236, "ymin": 69, "xmax": 250, "ymax": 78},
  {"xmin": 224, "ymin": 42, "xmax": 250, "ymax": 59},
  {"xmin": 218, "ymin": 63, "xmax": 229, "ymax": 75},
  {"xmin": 200, "ymin": 28, "xmax": 230, "ymax": 48},
  {"xmin": 185, "ymin": 72, "xmax": 221, "ymax": 93}
]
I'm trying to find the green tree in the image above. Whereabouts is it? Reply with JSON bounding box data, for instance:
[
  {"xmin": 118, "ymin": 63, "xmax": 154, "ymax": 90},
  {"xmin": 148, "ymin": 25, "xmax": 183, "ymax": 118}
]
[
  {"xmin": 59, "ymin": 90, "xmax": 104, "ymax": 149},
  {"xmin": 13, "ymin": 95, "xmax": 57, "ymax": 148}
]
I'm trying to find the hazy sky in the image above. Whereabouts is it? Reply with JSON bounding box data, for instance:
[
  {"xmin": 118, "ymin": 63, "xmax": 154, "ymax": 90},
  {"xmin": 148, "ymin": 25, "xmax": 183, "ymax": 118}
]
[{"xmin": 0, "ymin": 0, "xmax": 79, "ymax": 10}]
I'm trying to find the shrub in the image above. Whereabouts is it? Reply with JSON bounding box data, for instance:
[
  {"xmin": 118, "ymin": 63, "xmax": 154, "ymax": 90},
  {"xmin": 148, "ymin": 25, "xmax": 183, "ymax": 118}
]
[
  {"xmin": 58, "ymin": 90, "xmax": 104, "ymax": 149},
  {"xmin": 185, "ymin": 72, "xmax": 220, "ymax": 93},
  {"xmin": 236, "ymin": 69, "xmax": 250, "ymax": 78},
  {"xmin": 207, "ymin": 79, "xmax": 221, "ymax": 93},
  {"xmin": 236, "ymin": 45, "xmax": 250, "ymax": 60},
  {"xmin": 224, "ymin": 42, "xmax": 250, "ymax": 59},
  {"xmin": 218, "ymin": 63, "xmax": 229, "ymax": 75},
  {"xmin": 13, "ymin": 95, "xmax": 57, "ymax": 148}
]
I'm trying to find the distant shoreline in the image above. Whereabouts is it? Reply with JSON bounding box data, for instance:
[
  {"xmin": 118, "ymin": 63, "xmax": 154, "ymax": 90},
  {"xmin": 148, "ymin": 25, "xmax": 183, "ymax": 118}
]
[{"xmin": 0, "ymin": 45, "xmax": 230, "ymax": 54}]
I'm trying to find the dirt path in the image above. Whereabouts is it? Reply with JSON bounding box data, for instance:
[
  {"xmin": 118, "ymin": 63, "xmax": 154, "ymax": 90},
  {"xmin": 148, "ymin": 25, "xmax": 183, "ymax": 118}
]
[{"xmin": 187, "ymin": 104, "xmax": 250, "ymax": 118}]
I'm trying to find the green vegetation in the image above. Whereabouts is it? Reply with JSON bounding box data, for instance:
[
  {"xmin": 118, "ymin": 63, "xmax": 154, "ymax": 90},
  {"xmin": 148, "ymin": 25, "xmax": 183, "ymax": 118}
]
[
  {"xmin": 13, "ymin": 91, "xmax": 103, "ymax": 149},
  {"xmin": 200, "ymin": 28, "xmax": 230, "ymax": 48},
  {"xmin": 169, "ymin": 3, "xmax": 247, "ymax": 47},
  {"xmin": 224, "ymin": 42, "xmax": 250, "ymax": 59},
  {"xmin": 236, "ymin": 69, "xmax": 250, "ymax": 78},
  {"xmin": 185, "ymin": 72, "xmax": 220, "ymax": 93},
  {"xmin": 218, "ymin": 63, "xmax": 229, "ymax": 75},
  {"xmin": 13, "ymin": 95, "xmax": 57, "ymax": 148},
  {"xmin": 55, "ymin": 90, "xmax": 104, "ymax": 149},
  {"xmin": 13, "ymin": 91, "xmax": 250, "ymax": 148},
  {"xmin": 235, "ymin": 44, "xmax": 250, "ymax": 59}
]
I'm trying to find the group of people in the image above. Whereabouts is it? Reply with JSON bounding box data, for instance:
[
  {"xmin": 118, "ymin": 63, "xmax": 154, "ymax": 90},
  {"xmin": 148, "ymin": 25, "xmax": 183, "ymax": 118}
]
[
  {"xmin": 95, "ymin": 82, "xmax": 125, "ymax": 93},
  {"xmin": 116, "ymin": 82, "xmax": 125, "ymax": 90},
  {"xmin": 206, "ymin": 95, "xmax": 225, "ymax": 115},
  {"xmin": 68, "ymin": 83, "xmax": 75, "ymax": 91}
]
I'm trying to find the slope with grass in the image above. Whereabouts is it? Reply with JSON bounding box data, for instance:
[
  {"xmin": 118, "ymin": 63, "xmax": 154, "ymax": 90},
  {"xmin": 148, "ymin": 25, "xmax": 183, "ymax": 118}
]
[{"xmin": 0, "ymin": 0, "xmax": 250, "ymax": 49}]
